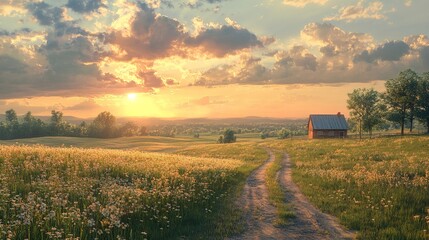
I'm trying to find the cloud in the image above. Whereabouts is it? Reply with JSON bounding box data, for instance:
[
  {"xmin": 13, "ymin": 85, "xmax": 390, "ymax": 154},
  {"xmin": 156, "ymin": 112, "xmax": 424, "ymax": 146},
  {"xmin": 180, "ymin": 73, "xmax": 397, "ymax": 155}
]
[
  {"xmin": 404, "ymin": 0, "xmax": 412, "ymax": 7},
  {"xmin": 0, "ymin": 1, "xmax": 264, "ymax": 99},
  {"xmin": 185, "ymin": 25, "xmax": 263, "ymax": 57},
  {"xmin": 66, "ymin": 0, "xmax": 106, "ymax": 13},
  {"xmin": 282, "ymin": 0, "xmax": 328, "ymax": 8},
  {"xmin": 419, "ymin": 46, "xmax": 429, "ymax": 67},
  {"xmin": 0, "ymin": 28, "xmax": 32, "ymax": 37},
  {"xmin": 275, "ymin": 46, "xmax": 318, "ymax": 71},
  {"xmin": 0, "ymin": 0, "xmax": 27, "ymax": 16},
  {"xmin": 354, "ymin": 41, "xmax": 410, "ymax": 63},
  {"xmin": 107, "ymin": 2, "xmax": 263, "ymax": 60},
  {"xmin": 0, "ymin": 2, "xmax": 151, "ymax": 99},
  {"xmin": 26, "ymin": 2, "xmax": 90, "ymax": 38},
  {"xmin": 192, "ymin": 96, "xmax": 226, "ymax": 106},
  {"xmin": 106, "ymin": 2, "xmax": 187, "ymax": 60},
  {"xmin": 194, "ymin": 56, "xmax": 268, "ymax": 86},
  {"xmin": 136, "ymin": 68, "xmax": 166, "ymax": 88},
  {"xmin": 180, "ymin": 0, "xmax": 226, "ymax": 9},
  {"xmin": 324, "ymin": 1, "xmax": 386, "ymax": 22},
  {"xmin": 194, "ymin": 23, "xmax": 429, "ymax": 87},
  {"xmin": 26, "ymin": 2, "xmax": 64, "ymax": 26},
  {"xmin": 301, "ymin": 22, "xmax": 373, "ymax": 55},
  {"xmin": 64, "ymin": 99, "xmax": 103, "ymax": 111},
  {"xmin": 0, "ymin": 55, "xmax": 29, "ymax": 73}
]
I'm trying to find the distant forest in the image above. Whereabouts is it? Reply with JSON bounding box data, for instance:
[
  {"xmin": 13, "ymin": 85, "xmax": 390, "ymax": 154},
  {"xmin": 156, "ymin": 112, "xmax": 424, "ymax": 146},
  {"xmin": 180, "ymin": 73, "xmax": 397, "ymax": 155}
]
[{"xmin": 0, "ymin": 109, "xmax": 309, "ymax": 140}]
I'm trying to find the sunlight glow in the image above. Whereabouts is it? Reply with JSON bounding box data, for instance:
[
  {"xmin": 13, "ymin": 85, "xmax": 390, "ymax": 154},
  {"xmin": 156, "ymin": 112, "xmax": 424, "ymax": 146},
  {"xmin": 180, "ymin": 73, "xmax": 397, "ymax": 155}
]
[{"xmin": 127, "ymin": 93, "xmax": 137, "ymax": 101}]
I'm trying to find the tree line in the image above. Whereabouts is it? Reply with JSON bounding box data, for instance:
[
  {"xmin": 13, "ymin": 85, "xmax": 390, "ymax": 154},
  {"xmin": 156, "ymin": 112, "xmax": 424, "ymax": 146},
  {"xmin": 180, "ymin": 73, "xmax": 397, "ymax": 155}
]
[
  {"xmin": 347, "ymin": 69, "xmax": 429, "ymax": 138},
  {"xmin": 0, "ymin": 110, "xmax": 148, "ymax": 140}
]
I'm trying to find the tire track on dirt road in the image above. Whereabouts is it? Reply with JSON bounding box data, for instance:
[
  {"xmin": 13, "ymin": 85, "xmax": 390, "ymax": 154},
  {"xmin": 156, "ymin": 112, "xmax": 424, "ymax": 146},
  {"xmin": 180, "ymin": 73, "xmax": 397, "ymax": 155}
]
[
  {"xmin": 229, "ymin": 149, "xmax": 287, "ymax": 240},
  {"xmin": 279, "ymin": 153, "xmax": 356, "ymax": 240},
  {"xmin": 229, "ymin": 149, "xmax": 355, "ymax": 240}
]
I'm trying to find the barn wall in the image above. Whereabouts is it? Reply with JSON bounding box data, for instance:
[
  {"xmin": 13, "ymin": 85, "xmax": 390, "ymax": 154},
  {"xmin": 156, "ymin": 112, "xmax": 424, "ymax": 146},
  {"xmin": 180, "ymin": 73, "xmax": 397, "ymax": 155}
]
[{"xmin": 311, "ymin": 130, "xmax": 347, "ymax": 139}]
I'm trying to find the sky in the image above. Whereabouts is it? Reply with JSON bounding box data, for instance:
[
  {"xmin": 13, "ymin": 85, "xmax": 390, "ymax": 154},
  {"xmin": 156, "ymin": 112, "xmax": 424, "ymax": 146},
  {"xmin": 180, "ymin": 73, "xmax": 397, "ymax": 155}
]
[{"xmin": 0, "ymin": 0, "xmax": 428, "ymax": 118}]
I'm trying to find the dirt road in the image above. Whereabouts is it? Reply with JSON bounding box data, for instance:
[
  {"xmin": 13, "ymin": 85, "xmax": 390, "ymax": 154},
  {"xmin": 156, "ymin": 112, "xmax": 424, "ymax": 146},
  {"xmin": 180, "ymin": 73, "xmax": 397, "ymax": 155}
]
[
  {"xmin": 279, "ymin": 153, "xmax": 356, "ymax": 239},
  {"xmin": 230, "ymin": 150, "xmax": 355, "ymax": 240}
]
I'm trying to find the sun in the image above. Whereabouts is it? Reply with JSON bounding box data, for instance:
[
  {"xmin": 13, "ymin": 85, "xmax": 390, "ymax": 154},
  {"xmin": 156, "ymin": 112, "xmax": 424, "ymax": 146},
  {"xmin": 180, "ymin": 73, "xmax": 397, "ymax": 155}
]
[{"xmin": 127, "ymin": 93, "xmax": 137, "ymax": 100}]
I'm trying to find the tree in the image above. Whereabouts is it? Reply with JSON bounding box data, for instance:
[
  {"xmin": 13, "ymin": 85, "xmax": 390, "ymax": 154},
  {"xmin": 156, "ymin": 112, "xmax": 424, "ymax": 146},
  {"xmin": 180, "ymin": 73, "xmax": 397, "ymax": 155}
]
[
  {"xmin": 50, "ymin": 110, "xmax": 65, "ymax": 136},
  {"xmin": 277, "ymin": 128, "xmax": 290, "ymax": 139},
  {"xmin": 218, "ymin": 129, "xmax": 236, "ymax": 143},
  {"xmin": 120, "ymin": 122, "xmax": 139, "ymax": 137},
  {"xmin": 416, "ymin": 72, "xmax": 429, "ymax": 133},
  {"xmin": 384, "ymin": 69, "xmax": 419, "ymax": 135},
  {"xmin": 22, "ymin": 111, "xmax": 36, "ymax": 138},
  {"xmin": 139, "ymin": 126, "xmax": 148, "ymax": 136},
  {"xmin": 347, "ymin": 88, "xmax": 384, "ymax": 139},
  {"xmin": 89, "ymin": 111, "xmax": 117, "ymax": 138},
  {"xmin": 4, "ymin": 109, "xmax": 19, "ymax": 139},
  {"xmin": 5, "ymin": 109, "xmax": 17, "ymax": 123}
]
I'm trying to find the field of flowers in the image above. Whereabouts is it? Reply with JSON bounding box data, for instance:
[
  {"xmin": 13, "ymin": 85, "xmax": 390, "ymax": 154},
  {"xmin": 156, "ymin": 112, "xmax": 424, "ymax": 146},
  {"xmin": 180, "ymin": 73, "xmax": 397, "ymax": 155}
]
[
  {"xmin": 0, "ymin": 144, "xmax": 247, "ymax": 239},
  {"xmin": 268, "ymin": 136, "xmax": 429, "ymax": 239}
]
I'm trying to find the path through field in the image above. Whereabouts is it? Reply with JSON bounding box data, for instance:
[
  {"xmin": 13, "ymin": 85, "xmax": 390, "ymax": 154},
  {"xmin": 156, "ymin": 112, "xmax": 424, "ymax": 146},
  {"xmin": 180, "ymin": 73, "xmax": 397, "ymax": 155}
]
[
  {"xmin": 230, "ymin": 150, "xmax": 355, "ymax": 240},
  {"xmin": 279, "ymin": 153, "xmax": 356, "ymax": 239}
]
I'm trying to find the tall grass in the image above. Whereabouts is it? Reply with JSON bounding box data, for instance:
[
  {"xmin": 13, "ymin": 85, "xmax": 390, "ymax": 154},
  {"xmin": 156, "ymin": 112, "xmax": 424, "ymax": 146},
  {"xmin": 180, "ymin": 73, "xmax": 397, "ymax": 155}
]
[
  {"xmin": 0, "ymin": 145, "xmax": 245, "ymax": 239},
  {"xmin": 175, "ymin": 142, "xmax": 268, "ymax": 237},
  {"xmin": 268, "ymin": 136, "xmax": 429, "ymax": 239}
]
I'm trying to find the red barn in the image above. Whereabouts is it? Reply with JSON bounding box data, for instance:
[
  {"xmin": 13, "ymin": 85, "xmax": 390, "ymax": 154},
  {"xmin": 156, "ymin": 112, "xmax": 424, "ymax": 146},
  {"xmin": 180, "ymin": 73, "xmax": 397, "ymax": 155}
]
[{"xmin": 308, "ymin": 113, "xmax": 348, "ymax": 139}]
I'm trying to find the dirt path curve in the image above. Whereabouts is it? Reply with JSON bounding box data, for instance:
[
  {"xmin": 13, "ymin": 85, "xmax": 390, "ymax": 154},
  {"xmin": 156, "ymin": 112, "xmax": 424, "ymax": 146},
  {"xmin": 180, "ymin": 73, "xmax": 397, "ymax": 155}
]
[
  {"xmin": 279, "ymin": 153, "xmax": 356, "ymax": 240},
  {"xmin": 229, "ymin": 149, "xmax": 288, "ymax": 240},
  {"xmin": 230, "ymin": 150, "xmax": 355, "ymax": 240}
]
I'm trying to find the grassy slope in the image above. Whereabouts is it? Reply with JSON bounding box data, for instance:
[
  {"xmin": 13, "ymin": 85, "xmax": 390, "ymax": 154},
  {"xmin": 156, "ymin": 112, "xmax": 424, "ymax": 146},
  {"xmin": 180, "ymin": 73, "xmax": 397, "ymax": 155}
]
[
  {"xmin": 0, "ymin": 136, "xmax": 268, "ymax": 239},
  {"xmin": 0, "ymin": 134, "xmax": 263, "ymax": 153},
  {"xmin": 0, "ymin": 145, "xmax": 246, "ymax": 239},
  {"xmin": 268, "ymin": 136, "xmax": 429, "ymax": 240}
]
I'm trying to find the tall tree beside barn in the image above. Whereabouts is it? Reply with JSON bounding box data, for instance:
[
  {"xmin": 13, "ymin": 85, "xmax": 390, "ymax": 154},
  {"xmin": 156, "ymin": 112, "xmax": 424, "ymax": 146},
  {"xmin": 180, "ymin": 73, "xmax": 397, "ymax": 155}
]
[
  {"xmin": 384, "ymin": 69, "xmax": 419, "ymax": 135},
  {"xmin": 416, "ymin": 72, "xmax": 429, "ymax": 133},
  {"xmin": 347, "ymin": 88, "xmax": 383, "ymax": 139}
]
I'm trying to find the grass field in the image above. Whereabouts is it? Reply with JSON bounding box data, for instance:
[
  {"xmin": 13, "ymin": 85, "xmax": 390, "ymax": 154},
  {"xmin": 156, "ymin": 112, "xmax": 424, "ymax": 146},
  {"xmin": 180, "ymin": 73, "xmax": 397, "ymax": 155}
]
[
  {"xmin": 268, "ymin": 135, "xmax": 429, "ymax": 240},
  {"xmin": 0, "ymin": 134, "xmax": 263, "ymax": 153},
  {"xmin": 2, "ymin": 134, "xmax": 429, "ymax": 239},
  {"xmin": 0, "ymin": 136, "xmax": 266, "ymax": 239}
]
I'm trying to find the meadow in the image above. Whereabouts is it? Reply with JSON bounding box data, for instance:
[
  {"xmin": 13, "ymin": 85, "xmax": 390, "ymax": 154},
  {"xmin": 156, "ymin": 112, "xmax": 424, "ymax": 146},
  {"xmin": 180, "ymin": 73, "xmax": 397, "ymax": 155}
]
[
  {"xmin": 2, "ymin": 134, "xmax": 429, "ymax": 239},
  {"xmin": 0, "ymin": 142, "xmax": 265, "ymax": 239},
  {"xmin": 267, "ymin": 135, "xmax": 429, "ymax": 239},
  {"xmin": 0, "ymin": 133, "xmax": 264, "ymax": 153}
]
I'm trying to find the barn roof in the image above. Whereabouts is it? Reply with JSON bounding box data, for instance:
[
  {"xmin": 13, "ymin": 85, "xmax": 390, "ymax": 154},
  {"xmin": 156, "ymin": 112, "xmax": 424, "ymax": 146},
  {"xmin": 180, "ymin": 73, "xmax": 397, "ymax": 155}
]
[{"xmin": 309, "ymin": 114, "xmax": 348, "ymax": 130}]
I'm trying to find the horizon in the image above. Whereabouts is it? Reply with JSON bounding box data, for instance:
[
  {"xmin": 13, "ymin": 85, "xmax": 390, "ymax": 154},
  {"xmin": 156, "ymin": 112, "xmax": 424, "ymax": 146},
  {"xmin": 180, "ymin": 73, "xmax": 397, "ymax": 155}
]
[{"xmin": 1, "ymin": 0, "xmax": 428, "ymax": 118}]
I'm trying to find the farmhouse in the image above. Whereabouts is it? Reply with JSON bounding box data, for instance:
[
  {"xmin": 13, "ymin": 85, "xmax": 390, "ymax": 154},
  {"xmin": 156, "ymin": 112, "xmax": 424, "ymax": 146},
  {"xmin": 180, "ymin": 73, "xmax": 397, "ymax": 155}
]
[{"xmin": 308, "ymin": 113, "xmax": 348, "ymax": 139}]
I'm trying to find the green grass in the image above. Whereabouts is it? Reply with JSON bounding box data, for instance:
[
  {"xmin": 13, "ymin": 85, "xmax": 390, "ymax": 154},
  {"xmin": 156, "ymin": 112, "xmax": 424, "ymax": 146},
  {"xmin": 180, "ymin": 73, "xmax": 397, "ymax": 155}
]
[
  {"xmin": 267, "ymin": 135, "xmax": 429, "ymax": 240},
  {"xmin": 0, "ymin": 136, "xmax": 268, "ymax": 239},
  {"xmin": 264, "ymin": 151, "xmax": 295, "ymax": 226},
  {"xmin": 0, "ymin": 136, "xmax": 215, "ymax": 152},
  {"xmin": 175, "ymin": 142, "xmax": 268, "ymax": 237},
  {"xmin": 0, "ymin": 134, "xmax": 263, "ymax": 153}
]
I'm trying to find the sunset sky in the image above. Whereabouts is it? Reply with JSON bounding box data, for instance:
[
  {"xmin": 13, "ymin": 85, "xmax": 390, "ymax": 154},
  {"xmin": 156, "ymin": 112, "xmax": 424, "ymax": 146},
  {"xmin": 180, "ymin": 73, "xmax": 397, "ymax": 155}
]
[{"xmin": 1, "ymin": 0, "xmax": 428, "ymax": 118}]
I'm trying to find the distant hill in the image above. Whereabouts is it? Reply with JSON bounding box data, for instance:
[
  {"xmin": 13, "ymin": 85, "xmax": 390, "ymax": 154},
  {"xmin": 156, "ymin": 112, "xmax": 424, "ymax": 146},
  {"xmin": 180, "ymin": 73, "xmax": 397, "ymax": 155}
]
[
  {"xmin": 115, "ymin": 116, "xmax": 307, "ymax": 126},
  {"xmin": 0, "ymin": 114, "xmax": 306, "ymax": 126}
]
